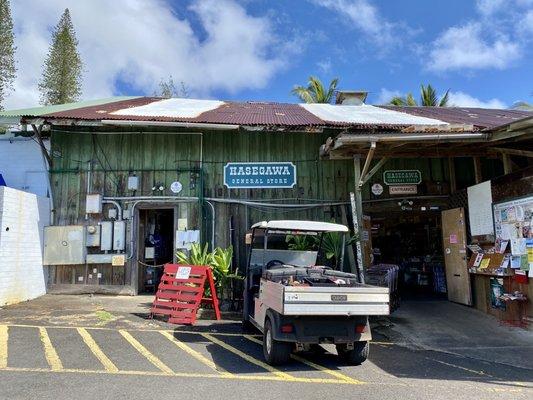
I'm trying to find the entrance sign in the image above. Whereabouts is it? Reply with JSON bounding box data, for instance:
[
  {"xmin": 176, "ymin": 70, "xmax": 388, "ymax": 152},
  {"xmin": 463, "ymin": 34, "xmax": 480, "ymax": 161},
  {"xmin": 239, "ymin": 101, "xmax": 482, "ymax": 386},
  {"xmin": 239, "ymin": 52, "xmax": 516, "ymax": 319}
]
[
  {"xmin": 389, "ymin": 185, "xmax": 417, "ymax": 195},
  {"xmin": 224, "ymin": 162, "xmax": 296, "ymax": 189},
  {"xmin": 383, "ymin": 170, "xmax": 421, "ymax": 185}
]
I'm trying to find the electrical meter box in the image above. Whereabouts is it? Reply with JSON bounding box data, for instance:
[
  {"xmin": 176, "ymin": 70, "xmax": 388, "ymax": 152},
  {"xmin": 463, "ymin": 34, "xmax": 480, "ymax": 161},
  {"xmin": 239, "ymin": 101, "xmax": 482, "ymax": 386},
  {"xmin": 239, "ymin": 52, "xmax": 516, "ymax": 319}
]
[
  {"xmin": 113, "ymin": 221, "xmax": 126, "ymax": 251},
  {"xmin": 44, "ymin": 226, "xmax": 86, "ymax": 265},
  {"xmin": 86, "ymin": 225, "xmax": 101, "ymax": 247},
  {"xmin": 86, "ymin": 194, "xmax": 102, "ymax": 214},
  {"xmin": 100, "ymin": 221, "xmax": 113, "ymax": 251}
]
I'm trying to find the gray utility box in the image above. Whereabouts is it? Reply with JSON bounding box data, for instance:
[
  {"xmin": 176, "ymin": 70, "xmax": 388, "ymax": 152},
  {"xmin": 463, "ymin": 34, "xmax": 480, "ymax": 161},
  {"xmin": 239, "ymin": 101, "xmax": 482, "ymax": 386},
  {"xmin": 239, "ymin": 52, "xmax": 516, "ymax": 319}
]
[{"xmin": 44, "ymin": 226, "xmax": 86, "ymax": 265}]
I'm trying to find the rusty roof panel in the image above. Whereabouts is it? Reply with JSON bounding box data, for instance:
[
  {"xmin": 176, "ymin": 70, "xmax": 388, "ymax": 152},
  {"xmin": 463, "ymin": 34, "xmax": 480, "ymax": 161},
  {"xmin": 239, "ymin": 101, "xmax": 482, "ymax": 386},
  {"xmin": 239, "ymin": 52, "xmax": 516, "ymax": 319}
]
[
  {"xmin": 35, "ymin": 97, "xmax": 532, "ymax": 131},
  {"xmin": 377, "ymin": 106, "xmax": 531, "ymax": 129}
]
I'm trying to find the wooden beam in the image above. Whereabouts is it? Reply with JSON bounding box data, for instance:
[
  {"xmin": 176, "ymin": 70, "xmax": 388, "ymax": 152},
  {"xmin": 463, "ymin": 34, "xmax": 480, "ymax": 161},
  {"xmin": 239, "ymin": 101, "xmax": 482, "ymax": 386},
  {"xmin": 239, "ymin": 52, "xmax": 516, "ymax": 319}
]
[
  {"xmin": 358, "ymin": 142, "xmax": 376, "ymax": 187},
  {"xmin": 361, "ymin": 157, "xmax": 389, "ymax": 186},
  {"xmin": 448, "ymin": 157, "xmax": 457, "ymax": 194},
  {"xmin": 31, "ymin": 124, "xmax": 52, "ymax": 168},
  {"xmin": 493, "ymin": 147, "xmax": 533, "ymax": 158},
  {"xmin": 502, "ymin": 153, "xmax": 512, "ymax": 174},
  {"xmin": 473, "ymin": 157, "xmax": 482, "ymax": 183}
]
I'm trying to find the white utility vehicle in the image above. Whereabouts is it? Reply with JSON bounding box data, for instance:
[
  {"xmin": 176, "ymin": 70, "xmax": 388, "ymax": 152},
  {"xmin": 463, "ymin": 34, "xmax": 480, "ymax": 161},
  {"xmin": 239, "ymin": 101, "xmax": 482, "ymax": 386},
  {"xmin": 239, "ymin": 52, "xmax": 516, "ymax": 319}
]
[{"xmin": 242, "ymin": 220, "xmax": 390, "ymax": 365}]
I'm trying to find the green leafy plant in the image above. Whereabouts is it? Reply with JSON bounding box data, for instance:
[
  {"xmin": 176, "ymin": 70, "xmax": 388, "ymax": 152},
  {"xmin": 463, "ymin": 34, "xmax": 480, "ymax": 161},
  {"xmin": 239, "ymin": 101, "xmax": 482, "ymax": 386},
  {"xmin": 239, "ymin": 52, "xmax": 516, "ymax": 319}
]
[
  {"xmin": 176, "ymin": 242, "xmax": 213, "ymax": 266},
  {"xmin": 176, "ymin": 244, "xmax": 241, "ymax": 293},
  {"xmin": 286, "ymin": 234, "xmax": 317, "ymax": 251}
]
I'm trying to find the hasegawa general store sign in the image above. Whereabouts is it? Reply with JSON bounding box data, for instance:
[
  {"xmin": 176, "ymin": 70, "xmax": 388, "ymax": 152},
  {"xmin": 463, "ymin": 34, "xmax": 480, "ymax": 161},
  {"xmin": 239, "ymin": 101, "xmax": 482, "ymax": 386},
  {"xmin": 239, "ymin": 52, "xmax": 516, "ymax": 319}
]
[
  {"xmin": 224, "ymin": 162, "xmax": 297, "ymax": 189},
  {"xmin": 383, "ymin": 170, "xmax": 422, "ymax": 185}
]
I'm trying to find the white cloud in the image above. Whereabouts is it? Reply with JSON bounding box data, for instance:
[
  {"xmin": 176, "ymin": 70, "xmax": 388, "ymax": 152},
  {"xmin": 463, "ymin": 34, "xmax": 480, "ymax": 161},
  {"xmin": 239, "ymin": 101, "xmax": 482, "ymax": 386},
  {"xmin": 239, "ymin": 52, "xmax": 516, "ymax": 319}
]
[
  {"xmin": 374, "ymin": 88, "xmax": 402, "ymax": 105},
  {"xmin": 476, "ymin": 0, "xmax": 506, "ymax": 16},
  {"xmin": 520, "ymin": 10, "xmax": 533, "ymax": 34},
  {"xmin": 316, "ymin": 59, "xmax": 332, "ymax": 74},
  {"xmin": 448, "ymin": 91, "xmax": 506, "ymax": 108},
  {"xmin": 5, "ymin": 0, "xmax": 296, "ymax": 109},
  {"xmin": 310, "ymin": 0, "xmax": 404, "ymax": 51},
  {"xmin": 428, "ymin": 23, "xmax": 520, "ymax": 72}
]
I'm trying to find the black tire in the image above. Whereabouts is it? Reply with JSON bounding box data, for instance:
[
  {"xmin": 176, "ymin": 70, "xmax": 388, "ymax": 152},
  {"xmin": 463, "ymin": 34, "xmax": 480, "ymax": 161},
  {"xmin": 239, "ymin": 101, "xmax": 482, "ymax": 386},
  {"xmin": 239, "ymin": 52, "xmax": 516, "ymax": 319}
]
[
  {"xmin": 336, "ymin": 341, "xmax": 369, "ymax": 365},
  {"xmin": 263, "ymin": 319, "xmax": 292, "ymax": 365}
]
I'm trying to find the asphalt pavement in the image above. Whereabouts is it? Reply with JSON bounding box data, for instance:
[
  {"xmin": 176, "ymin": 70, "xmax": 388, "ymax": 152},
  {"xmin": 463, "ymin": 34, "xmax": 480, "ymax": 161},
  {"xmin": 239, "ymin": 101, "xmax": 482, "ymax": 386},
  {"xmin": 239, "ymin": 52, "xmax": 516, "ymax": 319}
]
[{"xmin": 0, "ymin": 295, "xmax": 531, "ymax": 400}]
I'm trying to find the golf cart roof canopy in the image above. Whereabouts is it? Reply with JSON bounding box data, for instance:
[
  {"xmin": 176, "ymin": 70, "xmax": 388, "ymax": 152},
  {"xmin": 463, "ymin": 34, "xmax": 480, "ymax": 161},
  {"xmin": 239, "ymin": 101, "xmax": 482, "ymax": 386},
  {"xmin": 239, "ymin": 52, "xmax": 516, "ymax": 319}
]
[{"xmin": 251, "ymin": 220, "xmax": 349, "ymax": 233}]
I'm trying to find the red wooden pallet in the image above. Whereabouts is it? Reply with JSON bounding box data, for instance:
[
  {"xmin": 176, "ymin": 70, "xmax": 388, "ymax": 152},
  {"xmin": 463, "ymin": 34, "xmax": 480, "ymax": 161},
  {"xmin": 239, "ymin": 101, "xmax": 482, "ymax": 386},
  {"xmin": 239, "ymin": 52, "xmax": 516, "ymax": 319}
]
[{"xmin": 150, "ymin": 264, "xmax": 221, "ymax": 325}]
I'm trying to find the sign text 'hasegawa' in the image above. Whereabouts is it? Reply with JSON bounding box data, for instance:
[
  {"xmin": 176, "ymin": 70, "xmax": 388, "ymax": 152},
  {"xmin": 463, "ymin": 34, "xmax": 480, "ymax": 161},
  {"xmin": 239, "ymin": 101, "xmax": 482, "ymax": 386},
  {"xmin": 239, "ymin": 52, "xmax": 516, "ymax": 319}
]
[{"xmin": 224, "ymin": 162, "xmax": 297, "ymax": 189}]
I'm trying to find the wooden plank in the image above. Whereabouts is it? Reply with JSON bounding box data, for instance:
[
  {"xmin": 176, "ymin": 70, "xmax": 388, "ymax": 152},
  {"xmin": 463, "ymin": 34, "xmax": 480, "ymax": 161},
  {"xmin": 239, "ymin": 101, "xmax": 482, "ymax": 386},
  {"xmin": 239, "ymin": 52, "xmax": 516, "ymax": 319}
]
[{"xmin": 441, "ymin": 208, "xmax": 472, "ymax": 305}]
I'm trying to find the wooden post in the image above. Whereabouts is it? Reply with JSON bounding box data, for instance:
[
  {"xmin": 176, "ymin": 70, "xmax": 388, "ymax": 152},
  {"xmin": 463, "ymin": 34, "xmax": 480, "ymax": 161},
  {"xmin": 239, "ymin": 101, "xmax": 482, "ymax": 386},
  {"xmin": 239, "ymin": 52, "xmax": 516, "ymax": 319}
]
[
  {"xmin": 502, "ymin": 153, "xmax": 512, "ymax": 174},
  {"xmin": 473, "ymin": 156, "xmax": 482, "ymax": 183},
  {"xmin": 351, "ymin": 155, "xmax": 365, "ymax": 283},
  {"xmin": 448, "ymin": 157, "xmax": 456, "ymax": 194}
]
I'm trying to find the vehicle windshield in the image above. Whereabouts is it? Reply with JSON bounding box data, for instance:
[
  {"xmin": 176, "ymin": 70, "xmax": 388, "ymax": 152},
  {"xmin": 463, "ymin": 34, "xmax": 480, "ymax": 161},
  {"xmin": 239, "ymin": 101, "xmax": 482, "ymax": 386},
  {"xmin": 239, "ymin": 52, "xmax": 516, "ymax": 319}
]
[{"xmin": 249, "ymin": 229, "xmax": 345, "ymax": 270}]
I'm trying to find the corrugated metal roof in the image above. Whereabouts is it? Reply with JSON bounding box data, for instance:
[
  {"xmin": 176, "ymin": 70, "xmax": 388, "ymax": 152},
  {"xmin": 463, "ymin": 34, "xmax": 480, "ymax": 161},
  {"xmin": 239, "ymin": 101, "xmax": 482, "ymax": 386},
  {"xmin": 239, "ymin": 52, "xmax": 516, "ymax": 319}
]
[
  {"xmin": 44, "ymin": 98, "xmax": 324, "ymax": 127},
  {"xmin": 0, "ymin": 96, "xmax": 140, "ymax": 118},
  {"xmin": 301, "ymin": 103, "xmax": 448, "ymax": 126},
  {"xmin": 2, "ymin": 96, "xmax": 530, "ymax": 131},
  {"xmin": 377, "ymin": 106, "xmax": 531, "ymax": 130}
]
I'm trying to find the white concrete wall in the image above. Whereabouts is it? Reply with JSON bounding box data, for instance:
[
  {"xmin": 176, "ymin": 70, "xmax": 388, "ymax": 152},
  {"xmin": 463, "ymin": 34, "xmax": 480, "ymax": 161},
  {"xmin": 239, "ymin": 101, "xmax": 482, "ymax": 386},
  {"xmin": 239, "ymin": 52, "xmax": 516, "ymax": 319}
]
[
  {"xmin": 0, "ymin": 186, "xmax": 50, "ymax": 305},
  {"xmin": 0, "ymin": 133, "xmax": 49, "ymax": 197}
]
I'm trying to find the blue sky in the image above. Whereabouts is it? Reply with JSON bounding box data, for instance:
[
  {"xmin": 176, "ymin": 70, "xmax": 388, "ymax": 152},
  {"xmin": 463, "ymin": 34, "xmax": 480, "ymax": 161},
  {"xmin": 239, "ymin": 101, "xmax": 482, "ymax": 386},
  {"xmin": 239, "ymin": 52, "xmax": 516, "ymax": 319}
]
[{"xmin": 6, "ymin": 0, "xmax": 533, "ymax": 109}]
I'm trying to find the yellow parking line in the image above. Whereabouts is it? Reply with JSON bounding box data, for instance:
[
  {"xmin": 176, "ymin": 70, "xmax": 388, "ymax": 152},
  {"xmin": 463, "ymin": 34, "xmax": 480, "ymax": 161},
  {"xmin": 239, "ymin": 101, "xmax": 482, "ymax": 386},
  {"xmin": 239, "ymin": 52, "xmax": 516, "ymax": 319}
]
[
  {"xmin": 77, "ymin": 328, "xmax": 119, "ymax": 373},
  {"xmin": 119, "ymin": 330, "xmax": 174, "ymax": 375},
  {"xmin": 4, "ymin": 323, "xmax": 256, "ymax": 337},
  {"xmin": 160, "ymin": 331, "xmax": 232, "ymax": 376},
  {"xmin": 200, "ymin": 332, "xmax": 296, "ymax": 381},
  {"xmin": 38, "ymin": 327, "xmax": 63, "ymax": 371},
  {"xmin": 0, "ymin": 325, "xmax": 8, "ymax": 368},
  {"xmin": 243, "ymin": 335, "xmax": 364, "ymax": 384}
]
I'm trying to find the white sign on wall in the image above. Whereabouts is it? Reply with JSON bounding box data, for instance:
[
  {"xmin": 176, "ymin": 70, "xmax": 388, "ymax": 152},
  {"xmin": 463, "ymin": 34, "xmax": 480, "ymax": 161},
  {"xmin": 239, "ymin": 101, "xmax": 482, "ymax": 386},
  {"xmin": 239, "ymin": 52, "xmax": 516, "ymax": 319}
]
[
  {"xmin": 389, "ymin": 185, "xmax": 417, "ymax": 195},
  {"xmin": 467, "ymin": 181, "xmax": 494, "ymax": 236}
]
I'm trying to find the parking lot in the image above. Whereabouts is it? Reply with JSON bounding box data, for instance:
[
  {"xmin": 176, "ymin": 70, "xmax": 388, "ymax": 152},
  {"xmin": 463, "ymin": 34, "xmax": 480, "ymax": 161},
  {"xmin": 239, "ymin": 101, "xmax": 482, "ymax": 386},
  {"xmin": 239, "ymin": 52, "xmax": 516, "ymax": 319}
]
[{"xmin": 1, "ymin": 318, "xmax": 532, "ymax": 400}]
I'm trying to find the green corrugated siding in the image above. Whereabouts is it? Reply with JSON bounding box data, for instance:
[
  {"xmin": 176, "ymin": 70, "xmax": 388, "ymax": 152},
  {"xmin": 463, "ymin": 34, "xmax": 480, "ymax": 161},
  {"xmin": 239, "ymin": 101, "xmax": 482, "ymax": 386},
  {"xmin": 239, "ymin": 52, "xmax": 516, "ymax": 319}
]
[{"xmin": 49, "ymin": 128, "xmax": 457, "ymax": 284}]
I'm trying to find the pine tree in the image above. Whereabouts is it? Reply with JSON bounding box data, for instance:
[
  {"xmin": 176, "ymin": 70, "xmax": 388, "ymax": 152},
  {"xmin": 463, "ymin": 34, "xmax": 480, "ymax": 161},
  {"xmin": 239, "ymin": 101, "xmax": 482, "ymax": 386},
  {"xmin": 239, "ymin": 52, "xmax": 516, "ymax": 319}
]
[
  {"xmin": 155, "ymin": 76, "xmax": 189, "ymax": 98},
  {"xmin": 0, "ymin": 0, "xmax": 16, "ymax": 111},
  {"xmin": 38, "ymin": 8, "xmax": 83, "ymax": 105}
]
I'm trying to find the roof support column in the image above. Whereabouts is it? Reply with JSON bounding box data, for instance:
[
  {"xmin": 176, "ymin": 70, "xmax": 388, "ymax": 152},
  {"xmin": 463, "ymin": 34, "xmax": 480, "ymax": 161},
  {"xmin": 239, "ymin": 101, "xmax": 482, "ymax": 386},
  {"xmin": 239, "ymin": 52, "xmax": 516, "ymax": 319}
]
[
  {"xmin": 448, "ymin": 157, "xmax": 457, "ymax": 194},
  {"xmin": 351, "ymin": 156, "xmax": 365, "ymax": 282},
  {"xmin": 473, "ymin": 156, "xmax": 482, "ymax": 183}
]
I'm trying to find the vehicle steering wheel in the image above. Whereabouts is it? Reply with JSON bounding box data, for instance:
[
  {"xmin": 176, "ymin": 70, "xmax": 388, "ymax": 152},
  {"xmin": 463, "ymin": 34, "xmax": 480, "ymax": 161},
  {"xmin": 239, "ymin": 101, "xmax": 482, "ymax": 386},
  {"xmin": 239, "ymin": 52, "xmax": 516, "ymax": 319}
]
[{"xmin": 265, "ymin": 259, "xmax": 285, "ymax": 269}]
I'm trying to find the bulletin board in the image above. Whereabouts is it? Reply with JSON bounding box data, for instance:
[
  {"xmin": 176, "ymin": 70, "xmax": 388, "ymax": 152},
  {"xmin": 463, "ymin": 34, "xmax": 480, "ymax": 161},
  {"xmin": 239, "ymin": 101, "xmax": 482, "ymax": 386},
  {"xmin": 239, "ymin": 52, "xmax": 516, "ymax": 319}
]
[{"xmin": 493, "ymin": 195, "xmax": 533, "ymax": 271}]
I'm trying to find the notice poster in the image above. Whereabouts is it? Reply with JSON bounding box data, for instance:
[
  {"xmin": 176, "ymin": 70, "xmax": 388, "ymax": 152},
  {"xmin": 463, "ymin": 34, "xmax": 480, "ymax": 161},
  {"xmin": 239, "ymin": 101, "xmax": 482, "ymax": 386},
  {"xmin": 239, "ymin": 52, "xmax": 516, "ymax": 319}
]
[
  {"xmin": 176, "ymin": 266, "xmax": 192, "ymax": 280},
  {"xmin": 511, "ymin": 238, "xmax": 527, "ymax": 256},
  {"xmin": 479, "ymin": 258, "xmax": 490, "ymax": 270},
  {"xmin": 467, "ymin": 181, "xmax": 494, "ymax": 236}
]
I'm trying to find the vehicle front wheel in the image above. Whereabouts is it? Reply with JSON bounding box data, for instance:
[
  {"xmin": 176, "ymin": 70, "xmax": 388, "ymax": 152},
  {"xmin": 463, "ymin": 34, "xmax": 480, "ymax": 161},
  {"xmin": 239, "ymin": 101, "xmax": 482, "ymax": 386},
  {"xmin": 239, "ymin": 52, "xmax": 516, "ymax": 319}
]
[
  {"xmin": 336, "ymin": 341, "xmax": 369, "ymax": 365},
  {"xmin": 263, "ymin": 319, "xmax": 292, "ymax": 365}
]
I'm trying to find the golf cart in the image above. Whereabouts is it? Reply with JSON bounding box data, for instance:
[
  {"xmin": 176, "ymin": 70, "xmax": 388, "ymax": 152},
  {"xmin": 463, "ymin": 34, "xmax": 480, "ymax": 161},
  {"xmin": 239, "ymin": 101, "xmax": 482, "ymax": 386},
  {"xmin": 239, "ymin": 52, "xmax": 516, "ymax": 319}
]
[{"xmin": 243, "ymin": 220, "xmax": 389, "ymax": 365}]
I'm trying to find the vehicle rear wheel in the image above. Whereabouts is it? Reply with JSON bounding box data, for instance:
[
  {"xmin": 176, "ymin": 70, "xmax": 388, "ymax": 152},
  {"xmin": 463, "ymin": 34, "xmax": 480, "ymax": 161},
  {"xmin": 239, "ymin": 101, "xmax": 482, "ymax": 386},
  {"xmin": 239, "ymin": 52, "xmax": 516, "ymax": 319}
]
[
  {"xmin": 263, "ymin": 319, "xmax": 292, "ymax": 365},
  {"xmin": 336, "ymin": 341, "xmax": 369, "ymax": 365}
]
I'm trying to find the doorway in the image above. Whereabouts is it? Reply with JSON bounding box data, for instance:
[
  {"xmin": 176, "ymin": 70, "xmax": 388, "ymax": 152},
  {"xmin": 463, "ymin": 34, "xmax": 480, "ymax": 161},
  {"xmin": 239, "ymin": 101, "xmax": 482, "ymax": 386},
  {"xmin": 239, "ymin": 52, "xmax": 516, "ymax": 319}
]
[
  {"xmin": 370, "ymin": 210, "xmax": 447, "ymax": 300},
  {"xmin": 137, "ymin": 208, "xmax": 175, "ymax": 294}
]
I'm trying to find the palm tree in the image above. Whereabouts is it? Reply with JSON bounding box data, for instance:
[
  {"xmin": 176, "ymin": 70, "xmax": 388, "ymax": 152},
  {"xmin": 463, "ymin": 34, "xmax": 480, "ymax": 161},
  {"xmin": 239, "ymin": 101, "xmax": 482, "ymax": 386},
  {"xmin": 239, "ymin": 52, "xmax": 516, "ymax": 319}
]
[
  {"xmin": 511, "ymin": 101, "xmax": 533, "ymax": 111},
  {"xmin": 389, "ymin": 84, "xmax": 450, "ymax": 107},
  {"xmin": 291, "ymin": 76, "xmax": 339, "ymax": 103}
]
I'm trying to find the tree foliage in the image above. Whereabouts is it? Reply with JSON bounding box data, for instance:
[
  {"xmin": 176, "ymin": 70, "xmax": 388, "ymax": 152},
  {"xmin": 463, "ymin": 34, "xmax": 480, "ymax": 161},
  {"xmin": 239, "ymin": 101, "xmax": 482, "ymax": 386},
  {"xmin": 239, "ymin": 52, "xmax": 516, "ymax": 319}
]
[
  {"xmin": 38, "ymin": 8, "xmax": 83, "ymax": 105},
  {"xmin": 291, "ymin": 76, "xmax": 339, "ymax": 103},
  {"xmin": 155, "ymin": 76, "xmax": 189, "ymax": 98},
  {"xmin": 0, "ymin": 0, "xmax": 16, "ymax": 110},
  {"xmin": 389, "ymin": 84, "xmax": 449, "ymax": 107}
]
